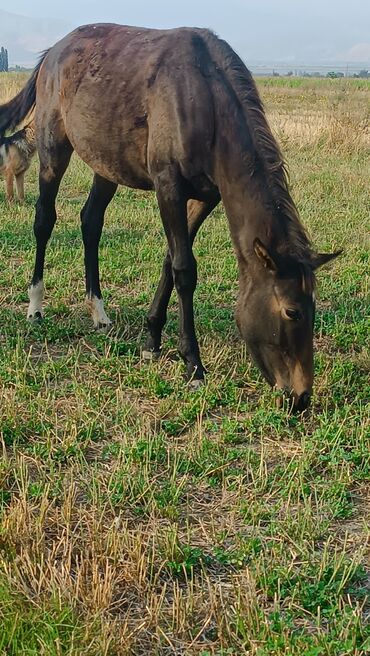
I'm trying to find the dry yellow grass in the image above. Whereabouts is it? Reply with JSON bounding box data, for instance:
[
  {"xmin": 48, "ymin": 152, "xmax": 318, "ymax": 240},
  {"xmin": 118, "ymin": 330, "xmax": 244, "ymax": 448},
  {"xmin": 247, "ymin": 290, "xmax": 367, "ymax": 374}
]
[
  {"xmin": 0, "ymin": 72, "xmax": 28, "ymax": 104},
  {"xmin": 259, "ymin": 79, "xmax": 370, "ymax": 150}
]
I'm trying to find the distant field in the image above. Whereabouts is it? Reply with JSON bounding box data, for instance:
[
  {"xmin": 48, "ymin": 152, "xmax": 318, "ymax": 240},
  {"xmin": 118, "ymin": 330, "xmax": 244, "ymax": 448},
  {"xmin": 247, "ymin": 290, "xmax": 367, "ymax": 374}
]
[{"xmin": 0, "ymin": 72, "xmax": 369, "ymax": 654}]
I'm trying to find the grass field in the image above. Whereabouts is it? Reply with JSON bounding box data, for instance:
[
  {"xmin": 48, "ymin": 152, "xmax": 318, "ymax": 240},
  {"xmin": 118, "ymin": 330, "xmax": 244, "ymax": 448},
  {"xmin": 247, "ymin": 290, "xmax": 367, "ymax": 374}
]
[{"xmin": 0, "ymin": 73, "xmax": 369, "ymax": 655}]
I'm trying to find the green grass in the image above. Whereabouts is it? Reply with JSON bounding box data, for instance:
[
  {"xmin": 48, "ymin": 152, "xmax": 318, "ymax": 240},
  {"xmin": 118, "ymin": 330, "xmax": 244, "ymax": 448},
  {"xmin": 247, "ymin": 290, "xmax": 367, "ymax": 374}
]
[
  {"xmin": 0, "ymin": 75, "xmax": 369, "ymax": 654},
  {"xmin": 0, "ymin": 578, "xmax": 84, "ymax": 656},
  {"xmin": 257, "ymin": 76, "xmax": 370, "ymax": 91}
]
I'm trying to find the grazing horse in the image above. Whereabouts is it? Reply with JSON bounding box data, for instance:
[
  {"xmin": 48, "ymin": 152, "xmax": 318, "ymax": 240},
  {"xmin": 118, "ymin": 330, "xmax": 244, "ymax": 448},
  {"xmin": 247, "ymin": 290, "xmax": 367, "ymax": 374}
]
[{"xmin": 0, "ymin": 24, "xmax": 340, "ymax": 410}]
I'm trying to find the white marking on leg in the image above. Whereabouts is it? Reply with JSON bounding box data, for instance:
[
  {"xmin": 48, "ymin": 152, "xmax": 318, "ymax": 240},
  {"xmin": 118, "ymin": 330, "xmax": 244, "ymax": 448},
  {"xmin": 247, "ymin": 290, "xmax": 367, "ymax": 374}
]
[
  {"xmin": 188, "ymin": 378, "xmax": 205, "ymax": 391},
  {"xmin": 86, "ymin": 295, "xmax": 112, "ymax": 329},
  {"xmin": 141, "ymin": 349, "xmax": 161, "ymax": 361},
  {"xmin": 27, "ymin": 281, "xmax": 44, "ymax": 319}
]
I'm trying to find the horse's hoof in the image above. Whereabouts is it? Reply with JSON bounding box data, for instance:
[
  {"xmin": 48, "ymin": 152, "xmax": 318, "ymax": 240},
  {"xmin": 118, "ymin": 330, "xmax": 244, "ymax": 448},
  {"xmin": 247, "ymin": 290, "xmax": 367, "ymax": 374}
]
[
  {"xmin": 27, "ymin": 311, "xmax": 43, "ymax": 323},
  {"xmin": 188, "ymin": 378, "xmax": 205, "ymax": 391},
  {"xmin": 142, "ymin": 349, "xmax": 161, "ymax": 362}
]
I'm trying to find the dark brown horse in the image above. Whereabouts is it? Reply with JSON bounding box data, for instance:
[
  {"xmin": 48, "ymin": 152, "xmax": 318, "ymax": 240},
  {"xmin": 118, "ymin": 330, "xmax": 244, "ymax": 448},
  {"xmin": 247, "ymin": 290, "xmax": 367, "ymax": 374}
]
[{"xmin": 0, "ymin": 24, "xmax": 340, "ymax": 410}]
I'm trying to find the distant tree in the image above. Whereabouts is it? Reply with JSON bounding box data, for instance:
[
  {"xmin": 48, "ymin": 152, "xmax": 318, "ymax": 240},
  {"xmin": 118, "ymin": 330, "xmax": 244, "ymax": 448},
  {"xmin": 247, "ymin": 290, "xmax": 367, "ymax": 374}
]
[
  {"xmin": 287, "ymin": 71, "xmax": 293, "ymax": 76},
  {"xmin": 357, "ymin": 69, "xmax": 369, "ymax": 78},
  {"xmin": 0, "ymin": 47, "xmax": 9, "ymax": 72}
]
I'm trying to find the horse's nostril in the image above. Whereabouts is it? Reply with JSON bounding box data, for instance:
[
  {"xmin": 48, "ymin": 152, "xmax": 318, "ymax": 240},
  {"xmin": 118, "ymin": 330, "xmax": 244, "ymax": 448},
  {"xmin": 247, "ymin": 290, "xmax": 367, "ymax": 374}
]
[{"xmin": 296, "ymin": 391, "xmax": 310, "ymax": 411}]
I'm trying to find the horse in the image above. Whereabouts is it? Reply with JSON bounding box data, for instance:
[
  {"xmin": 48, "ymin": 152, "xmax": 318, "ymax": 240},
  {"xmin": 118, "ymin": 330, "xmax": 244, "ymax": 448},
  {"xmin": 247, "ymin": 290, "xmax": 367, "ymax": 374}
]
[
  {"xmin": 0, "ymin": 23, "xmax": 340, "ymax": 411},
  {"xmin": 0, "ymin": 121, "xmax": 36, "ymax": 202}
]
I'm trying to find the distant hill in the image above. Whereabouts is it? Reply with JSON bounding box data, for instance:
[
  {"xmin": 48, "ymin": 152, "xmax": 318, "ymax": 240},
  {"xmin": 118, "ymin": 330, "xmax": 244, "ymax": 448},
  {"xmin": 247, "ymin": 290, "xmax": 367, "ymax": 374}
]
[{"xmin": 0, "ymin": 9, "xmax": 72, "ymax": 67}]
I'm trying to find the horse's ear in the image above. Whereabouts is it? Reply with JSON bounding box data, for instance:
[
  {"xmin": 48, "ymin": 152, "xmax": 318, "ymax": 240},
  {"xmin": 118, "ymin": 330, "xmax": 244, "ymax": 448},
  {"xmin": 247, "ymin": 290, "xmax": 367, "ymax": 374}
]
[
  {"xmin": 253, "ymin": 238, "xmax": 277, "ymax": 272},
  {"xmin": 311, "ymin": 250, "xmax": 343, "ymax": 270}
]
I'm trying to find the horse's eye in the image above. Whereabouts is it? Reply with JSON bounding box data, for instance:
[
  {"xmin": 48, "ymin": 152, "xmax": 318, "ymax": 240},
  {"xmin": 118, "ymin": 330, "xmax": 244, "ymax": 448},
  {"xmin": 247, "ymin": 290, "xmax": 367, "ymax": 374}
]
[{"xmin": 283, "ymin": 308, "xmax": 302, "ymax": 322}]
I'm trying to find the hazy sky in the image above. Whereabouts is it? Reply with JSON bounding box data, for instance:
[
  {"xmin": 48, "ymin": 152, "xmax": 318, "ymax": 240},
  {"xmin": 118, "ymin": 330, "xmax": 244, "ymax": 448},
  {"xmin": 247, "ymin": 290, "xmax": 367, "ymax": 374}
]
[{"xmin": 2, "ymin": 0, "xmax": 370, "ymax": 62}]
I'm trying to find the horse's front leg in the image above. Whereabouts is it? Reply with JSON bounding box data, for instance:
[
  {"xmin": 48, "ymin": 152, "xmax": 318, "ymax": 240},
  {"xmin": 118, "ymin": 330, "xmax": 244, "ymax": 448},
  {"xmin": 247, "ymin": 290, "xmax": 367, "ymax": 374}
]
[
  {"xmin": 154, "ymin": 172, "xmax": 205, "ymax": 386},
  {"xmin": 144, "ymin": 196, "xmax": 220, "ymax": 361}
]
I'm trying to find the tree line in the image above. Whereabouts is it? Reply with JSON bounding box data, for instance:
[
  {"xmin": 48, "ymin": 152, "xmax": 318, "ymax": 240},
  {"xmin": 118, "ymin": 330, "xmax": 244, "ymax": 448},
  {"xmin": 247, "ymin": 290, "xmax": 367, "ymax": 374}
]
[{"xmin": 0, "ymin": 47, "xmax": 9, "ymax": 72}]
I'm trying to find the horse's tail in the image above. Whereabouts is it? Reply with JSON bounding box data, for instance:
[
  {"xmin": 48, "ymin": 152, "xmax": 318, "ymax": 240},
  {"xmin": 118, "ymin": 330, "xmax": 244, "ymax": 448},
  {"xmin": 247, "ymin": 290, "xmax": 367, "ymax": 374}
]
[{"xmin": 0, "ymin": 50, "xmax": 48, "ymax": 134}]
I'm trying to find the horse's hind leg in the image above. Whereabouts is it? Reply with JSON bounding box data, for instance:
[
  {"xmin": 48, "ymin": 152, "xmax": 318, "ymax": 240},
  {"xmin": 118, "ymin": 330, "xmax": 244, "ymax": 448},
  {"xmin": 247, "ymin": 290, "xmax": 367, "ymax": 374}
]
[
  {"xmin": 27, "ymin": 136, "xmax": 73, "ymax": 321},
  {"xmin": 143, "ymin": 196, "xmax": 219, "ymax": 359},
  {"xmin": 5, "ymin": 169, "xmax": 14, "ymax": 203},
  {"xmin": 15, "ymin": 171, "xmax": 25, "ymax": 203},
  {"xmin": 80, "ymin": 174, "xmax": 117, "ymax": 330}
]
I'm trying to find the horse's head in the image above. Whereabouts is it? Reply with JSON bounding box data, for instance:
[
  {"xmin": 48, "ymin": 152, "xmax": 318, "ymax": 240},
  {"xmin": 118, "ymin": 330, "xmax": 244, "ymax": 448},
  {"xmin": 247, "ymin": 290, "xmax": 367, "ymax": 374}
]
[{"xmin": 236, "ymin": 238, "xmax": 340, "ymax": 412}]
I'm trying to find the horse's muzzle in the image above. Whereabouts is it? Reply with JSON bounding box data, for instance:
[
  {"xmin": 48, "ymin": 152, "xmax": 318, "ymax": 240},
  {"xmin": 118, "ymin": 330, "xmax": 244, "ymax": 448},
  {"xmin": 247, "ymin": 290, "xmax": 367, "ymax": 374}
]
[
  {"xmin": 276, "ymin": 389, "xmax": 311, "ymax": 413},
  {"xmin": 294, "ymin": 391, "xmax": 311, "ymax": 412}
]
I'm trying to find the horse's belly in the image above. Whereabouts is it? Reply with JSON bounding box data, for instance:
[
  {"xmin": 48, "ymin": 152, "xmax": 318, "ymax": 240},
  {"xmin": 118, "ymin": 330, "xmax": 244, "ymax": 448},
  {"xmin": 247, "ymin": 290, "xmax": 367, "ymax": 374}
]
[
  {"xmin": 80, "ymin": 147, "xmax": 154, "ymax": 190},
  {"xmin": 63, "ymin": 104, "xmax": 153, "ymax": 190}
]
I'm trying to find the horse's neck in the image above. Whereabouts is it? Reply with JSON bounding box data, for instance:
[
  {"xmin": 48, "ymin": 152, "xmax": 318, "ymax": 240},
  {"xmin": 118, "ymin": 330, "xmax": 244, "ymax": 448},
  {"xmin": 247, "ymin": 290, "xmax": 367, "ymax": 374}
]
[{"xmin": 216, "ymin": 153, "xmax": 280, "ymax": 265}]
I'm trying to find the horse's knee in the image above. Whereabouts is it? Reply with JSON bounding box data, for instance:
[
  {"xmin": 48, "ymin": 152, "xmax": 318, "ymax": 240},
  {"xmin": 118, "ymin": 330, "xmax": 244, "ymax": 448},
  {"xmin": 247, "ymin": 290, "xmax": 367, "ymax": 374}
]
[{"xmin": 172, "ymin": 256, "xmax": 197, "ymax": 294}]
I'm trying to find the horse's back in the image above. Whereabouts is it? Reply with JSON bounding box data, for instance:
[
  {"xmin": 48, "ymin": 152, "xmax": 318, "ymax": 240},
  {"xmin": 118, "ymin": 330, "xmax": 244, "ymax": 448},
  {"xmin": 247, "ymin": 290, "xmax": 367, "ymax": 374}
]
[{"xmin": 35, "ymin": 24, "xmax": 217, "ymax": 189}]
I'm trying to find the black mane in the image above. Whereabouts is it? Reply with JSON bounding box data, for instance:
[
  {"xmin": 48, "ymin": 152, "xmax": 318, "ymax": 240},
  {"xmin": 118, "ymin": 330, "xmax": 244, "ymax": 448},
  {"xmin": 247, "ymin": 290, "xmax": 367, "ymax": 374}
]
[{"xmin": 203, "ymin": 30, "xmax": 315, "ymax": 279}]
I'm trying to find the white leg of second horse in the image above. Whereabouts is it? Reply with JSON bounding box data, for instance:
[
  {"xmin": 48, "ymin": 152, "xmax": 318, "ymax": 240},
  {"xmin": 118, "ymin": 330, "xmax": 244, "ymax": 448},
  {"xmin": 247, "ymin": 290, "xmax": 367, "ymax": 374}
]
[
  {"xmin": 86, "ymin": 295, "xmax": 112, "ymax": 331},
  {"xmin": 27, "ymin": 281, "xmax": 44, "ymax": 321}
]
